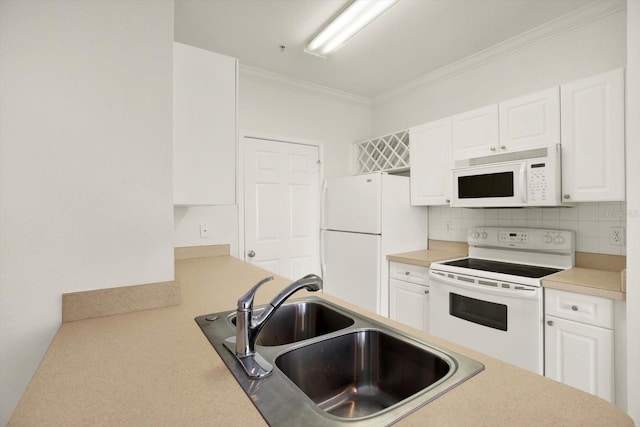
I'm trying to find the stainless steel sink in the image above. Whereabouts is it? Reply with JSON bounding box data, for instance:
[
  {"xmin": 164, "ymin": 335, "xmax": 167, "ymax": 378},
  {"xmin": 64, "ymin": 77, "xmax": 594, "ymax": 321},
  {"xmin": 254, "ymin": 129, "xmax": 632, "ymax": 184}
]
[
  {"xmin": 276, "ymin": 329, "xmax": 452, "ymax": 419},
  {"xmin": 230, "ymin": 301, "xmax": 354, "ymax": 346},
  {"xmin": 195, "ymin": 297, "xmax": 484, "ymax": 426}
]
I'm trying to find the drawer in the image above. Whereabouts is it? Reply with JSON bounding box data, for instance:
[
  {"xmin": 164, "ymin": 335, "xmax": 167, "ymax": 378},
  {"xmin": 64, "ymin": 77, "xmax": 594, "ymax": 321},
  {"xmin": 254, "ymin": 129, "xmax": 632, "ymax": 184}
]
[
  {"xmin": 545, "ymin": 288, "xmax": 614, "ymax": 329},
  {"xmin": 389, "ymin": 262, "xmax": 428, "ymax": 286}
]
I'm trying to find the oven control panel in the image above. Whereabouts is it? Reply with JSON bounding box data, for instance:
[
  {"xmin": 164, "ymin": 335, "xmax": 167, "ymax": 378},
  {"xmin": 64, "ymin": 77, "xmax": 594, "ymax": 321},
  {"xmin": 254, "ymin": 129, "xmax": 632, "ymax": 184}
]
[{"xmin": 468, "ymin": 227, "xmax": 574, "ymax": 253}]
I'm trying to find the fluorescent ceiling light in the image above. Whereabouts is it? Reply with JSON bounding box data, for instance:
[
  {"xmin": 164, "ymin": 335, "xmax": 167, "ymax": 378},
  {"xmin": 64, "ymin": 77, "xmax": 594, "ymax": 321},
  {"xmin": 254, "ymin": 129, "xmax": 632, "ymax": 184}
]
[{"xmin": 305, "ymin": 0, "xmax": 400, "ymax": 58}]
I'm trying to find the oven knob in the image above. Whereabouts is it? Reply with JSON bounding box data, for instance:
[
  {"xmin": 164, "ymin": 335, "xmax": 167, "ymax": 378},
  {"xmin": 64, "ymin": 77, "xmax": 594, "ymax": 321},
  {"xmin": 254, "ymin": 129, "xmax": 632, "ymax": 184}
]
[
  {"xmin": 554, "ymin": 236, "xmax": 565, "ymax": 245},
  {"xmin": 471, "ymin": 231, "xmax": 480, "ymax": 239},
  {"xmin": 481, "ymin": 231, "xmax": 488, "ymax": 239},
  {"xmin": 543, "ymin": 235, "xmax": 553, "ymax": 244}
]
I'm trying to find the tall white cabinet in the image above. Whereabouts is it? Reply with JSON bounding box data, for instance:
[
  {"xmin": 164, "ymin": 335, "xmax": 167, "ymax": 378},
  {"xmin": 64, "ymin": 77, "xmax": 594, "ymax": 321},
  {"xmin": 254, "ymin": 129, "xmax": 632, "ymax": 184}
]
[
  {"xmin": 409, "ymin": 118, "xmax": 452, "ymax": 206},
  {"xmin": 173, "ymin": 42, "xmax": 237, "ymax": 206},
  {"xmin": 560, "ymin": 68, "xmax": 625, "ymax": 202}
]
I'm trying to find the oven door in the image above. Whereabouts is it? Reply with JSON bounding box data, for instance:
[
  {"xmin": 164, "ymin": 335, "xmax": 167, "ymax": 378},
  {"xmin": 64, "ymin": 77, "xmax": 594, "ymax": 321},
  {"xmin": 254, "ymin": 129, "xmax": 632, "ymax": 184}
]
[
  {"xmin": 429, "ymin": 271, "xmax": 543, "ymax": 374},
  {"xmin": 452, "ymin": 161, "xmax": 527, "ymax": 207}
]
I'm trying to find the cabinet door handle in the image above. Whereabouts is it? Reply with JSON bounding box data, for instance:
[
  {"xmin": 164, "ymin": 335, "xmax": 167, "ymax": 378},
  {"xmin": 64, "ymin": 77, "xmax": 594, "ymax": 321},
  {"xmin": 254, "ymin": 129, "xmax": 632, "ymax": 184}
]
[
  {"xmin": 424, "ymin": 290, "xmax": 430, "ymax": 295},
  {"xmin": 547, "ymin": 320, "xmax": 554, "ymax": 326},
  {"xmin": 571, "ymin": 305, "xmax": 578, "ymax": 311},
  {"xmin": 564, "ymin": 194, "xmax": 571, "ymax": 200},
  {"xmin": 404, "ymin": 271, "xmax": 410, "ymax": 275}
]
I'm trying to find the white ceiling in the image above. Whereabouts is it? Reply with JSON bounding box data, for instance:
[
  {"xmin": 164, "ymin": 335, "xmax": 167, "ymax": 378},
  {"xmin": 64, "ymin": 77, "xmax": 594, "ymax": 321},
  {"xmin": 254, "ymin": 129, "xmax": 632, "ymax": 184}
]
[{"xmin": 174, "ymin": 0, "xmax": 603, "ymax": 98}]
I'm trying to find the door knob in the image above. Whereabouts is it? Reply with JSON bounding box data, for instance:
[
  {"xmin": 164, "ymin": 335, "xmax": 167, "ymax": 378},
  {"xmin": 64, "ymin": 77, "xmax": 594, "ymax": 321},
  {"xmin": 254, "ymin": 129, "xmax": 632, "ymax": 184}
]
[{"xmin": 247, "ymin": 250, "xmax": 256, "ymax": 258}]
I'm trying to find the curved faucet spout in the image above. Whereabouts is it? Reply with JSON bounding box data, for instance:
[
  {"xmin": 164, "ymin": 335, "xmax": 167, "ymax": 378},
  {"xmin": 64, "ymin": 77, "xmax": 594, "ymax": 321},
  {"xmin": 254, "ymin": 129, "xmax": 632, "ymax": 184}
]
[{"xmin": 233, "ymin": 274, "xmax": 323, "ymax": 378}]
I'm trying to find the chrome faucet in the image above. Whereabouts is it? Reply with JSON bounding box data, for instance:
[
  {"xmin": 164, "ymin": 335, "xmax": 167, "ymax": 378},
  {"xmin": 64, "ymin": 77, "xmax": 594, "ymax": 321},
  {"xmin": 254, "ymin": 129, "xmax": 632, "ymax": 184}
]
[{"xmin": 225, "ymin": 274, "xmax": 322, "ymax": 379}]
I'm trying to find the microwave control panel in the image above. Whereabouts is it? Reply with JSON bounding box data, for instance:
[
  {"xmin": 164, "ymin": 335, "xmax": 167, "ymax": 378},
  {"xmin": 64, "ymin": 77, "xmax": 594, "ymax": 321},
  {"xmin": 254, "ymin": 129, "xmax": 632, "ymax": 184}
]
[{"xmin": 528, "ymin": 162, "xmax": 549, "ymax": 203}]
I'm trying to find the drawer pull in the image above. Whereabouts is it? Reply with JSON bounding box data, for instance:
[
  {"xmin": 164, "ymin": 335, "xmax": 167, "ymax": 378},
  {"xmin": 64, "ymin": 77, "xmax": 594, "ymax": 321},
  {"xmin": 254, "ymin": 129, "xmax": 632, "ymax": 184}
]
[
  {"xmin": 404, "ymin": 271, "xmax": 410, "ymax": 275},
  {"xmin": 547, "ymin": 320, "xmax": 554, "ymax": 326},
  {"xmin": 424, "ymin": 290, "xmax": 430, "ymax": 295},
  {"xmin": 571, "ymin": 305, "xmax": 578, "ymax": 311}
]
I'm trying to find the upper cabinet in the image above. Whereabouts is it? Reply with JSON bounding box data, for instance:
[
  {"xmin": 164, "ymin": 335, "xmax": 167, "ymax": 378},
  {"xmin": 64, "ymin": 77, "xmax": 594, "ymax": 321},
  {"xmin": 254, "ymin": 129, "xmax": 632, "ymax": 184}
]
[
  {"xmin": 409, "ymin": 118, "xmax": 452, "ymax": 206},
  {"xmin": 451, "ymin": 104, "xmax": 499, "ymax": 161},
  {"xmin": 560, "ymin": 68, "xmax": 625, "ymax": 202},
  {"xmin": 405, "ymin": 68, "xmax": 626, "ymax": 206},
  {"xmin": 173, "ymin": 42, "xmax": 237, "ymax": 206},
  {"xmin": 498, "ymin": 87, "xmax": 560, "ymax": 151}
]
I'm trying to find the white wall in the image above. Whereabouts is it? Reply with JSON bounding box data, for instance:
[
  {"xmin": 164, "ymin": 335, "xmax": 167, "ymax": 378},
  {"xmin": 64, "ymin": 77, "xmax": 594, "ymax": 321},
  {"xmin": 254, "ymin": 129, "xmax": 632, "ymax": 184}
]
[
  {"xmin": 172, "ymin": 67, "xmax": 373, "ymax": 253},
  {"xmin": 174, "ymin": 205, "xmax": 239, "ymax": 257},
  {"xmin": 625, "ymin": 1, "xmax": 640, "ymax": 424},
  {"xmin": 0, "ymin": 1, "xmax": 175, "ymax": 424},
  {"xmin": 238, "ymin": 72, "xmax": 373, "ymax": 179},
  {"xmin": 372, "ymin": 9, "xmax": 626, "ymax": 135}
]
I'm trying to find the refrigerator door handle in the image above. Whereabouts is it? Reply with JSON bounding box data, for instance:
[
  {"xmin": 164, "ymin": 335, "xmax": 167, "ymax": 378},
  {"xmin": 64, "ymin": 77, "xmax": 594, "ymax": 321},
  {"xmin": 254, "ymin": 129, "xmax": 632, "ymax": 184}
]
[
  {"xmin": 320, "ymin": 178, "xmax": 327, "ymax": 229},
  {"xmin": 320, "ymin": 229, "xmax": 326, "ymax": 283}
]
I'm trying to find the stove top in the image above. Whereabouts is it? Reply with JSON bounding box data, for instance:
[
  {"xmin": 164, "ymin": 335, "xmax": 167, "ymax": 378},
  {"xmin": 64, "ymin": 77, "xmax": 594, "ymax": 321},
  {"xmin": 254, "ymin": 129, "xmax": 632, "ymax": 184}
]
[{"xmin": 440, "ymin": 258, "xmax": 562, "ymax": 279}]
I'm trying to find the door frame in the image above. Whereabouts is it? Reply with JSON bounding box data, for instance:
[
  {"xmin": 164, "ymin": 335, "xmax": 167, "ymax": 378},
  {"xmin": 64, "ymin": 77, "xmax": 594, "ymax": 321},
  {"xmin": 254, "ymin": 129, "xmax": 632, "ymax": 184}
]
[{"xmin": 237, "ymin": 130, "xmax": 324, "ymax": 267}]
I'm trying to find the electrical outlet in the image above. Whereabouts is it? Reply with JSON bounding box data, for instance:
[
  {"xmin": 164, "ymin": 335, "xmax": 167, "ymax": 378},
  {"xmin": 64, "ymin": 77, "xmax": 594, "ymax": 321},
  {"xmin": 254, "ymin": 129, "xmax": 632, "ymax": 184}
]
[
  {"xmin": 609, "ymin": 227, "xmax": 625, "ymax": 246},
  {"xmin": 200, "ymin": 223, "xmax": 210, "ymax": 238},
  {"xmin": 443, "ymin": 220, "xmax": 453, "ymax": 235}
]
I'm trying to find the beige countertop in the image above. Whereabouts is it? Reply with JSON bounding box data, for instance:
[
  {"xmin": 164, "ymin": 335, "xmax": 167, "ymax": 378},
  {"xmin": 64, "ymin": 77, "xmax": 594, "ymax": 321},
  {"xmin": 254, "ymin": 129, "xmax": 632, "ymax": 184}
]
[
  {"xmin": 388, "ymin": 243, "xmax": 626, "ymax": 300},
  {"xmin": 386, "ymin": 249, "xmax": 466, "ymax": 267},
  {"xmin": 10, "ymin": 255, "xmax": 632, "ymax": 426},
  {"xmin": 543, "ymin": 267, "xmax": 626, "ymax": 300}
]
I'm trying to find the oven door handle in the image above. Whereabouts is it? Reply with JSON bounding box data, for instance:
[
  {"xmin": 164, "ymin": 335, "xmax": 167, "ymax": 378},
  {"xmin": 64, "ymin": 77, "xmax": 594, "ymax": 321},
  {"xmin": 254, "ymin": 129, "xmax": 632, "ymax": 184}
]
[{"xmin": 429, "ymin": 271, "xmax": 540, "ymax": 299}]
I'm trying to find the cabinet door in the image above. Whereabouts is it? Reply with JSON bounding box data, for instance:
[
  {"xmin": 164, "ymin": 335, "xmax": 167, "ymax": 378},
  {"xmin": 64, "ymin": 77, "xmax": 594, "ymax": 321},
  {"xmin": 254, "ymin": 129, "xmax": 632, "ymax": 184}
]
[
  {"xmin": 409, "ymin": 118, "xmax": 452, "ymax": 206},
  {"xmin": 173, "ymin": 42, "xmax": 237, "ymax": 205},
  {"xmin": 561, "ymin": 68, "xmax": 625, "ymax": 202},
  {"xmin": 451, "ymin": 104, "xmax": 499, "ymax": 161},
  {"xmin": 545, "ymin": 315, "xmax": 614, "ymax": 402},
  {"xmin": 389, "ymin": 279, "xmax": 429, "ymax": 332},
  {"xmin": 499, "ymin": 87, "xmax": 560, "ymax": 151}
]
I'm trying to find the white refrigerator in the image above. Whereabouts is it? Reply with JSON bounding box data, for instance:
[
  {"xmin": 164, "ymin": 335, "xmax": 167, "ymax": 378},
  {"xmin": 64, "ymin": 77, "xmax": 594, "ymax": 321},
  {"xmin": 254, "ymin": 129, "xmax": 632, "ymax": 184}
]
[{"xmin": 321, "ymin": 172, "xmax": 427, "ymax": 317}]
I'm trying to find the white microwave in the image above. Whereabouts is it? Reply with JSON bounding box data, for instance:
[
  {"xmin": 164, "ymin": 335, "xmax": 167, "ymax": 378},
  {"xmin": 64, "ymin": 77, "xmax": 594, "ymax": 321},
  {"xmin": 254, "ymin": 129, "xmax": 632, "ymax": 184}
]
[{"xmin": 452, "ymin": 144, "xmax": 566, "ymax": 208}]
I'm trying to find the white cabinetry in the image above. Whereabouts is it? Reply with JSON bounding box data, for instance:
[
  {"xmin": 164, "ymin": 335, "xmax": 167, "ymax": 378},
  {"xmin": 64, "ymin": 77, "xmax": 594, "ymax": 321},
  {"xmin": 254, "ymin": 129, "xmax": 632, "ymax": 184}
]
[
  {"xmin": 409, "ymin": 118, "xmax": 452, "ymax": 206},
  {"xmin": 499, "ymin": 87, "xmax": 560, "ymax": 150},
  {"xmin": 451, "ymin": 104, "xmax": 499, "ymax": 161},
  {"xmin": 389, "ymin": 262, "xmax": 430, "ymax": 332},
  {"xmin": 560, "ymin": 68, "xmax": 625, "ymax": 202},
  {"xmin": 544, "ymin": 288, "xmax": 614, "ymax": 403},
  {"xmin": 173, "ymin": 42, "xmax": 237, "ymax": 206}
]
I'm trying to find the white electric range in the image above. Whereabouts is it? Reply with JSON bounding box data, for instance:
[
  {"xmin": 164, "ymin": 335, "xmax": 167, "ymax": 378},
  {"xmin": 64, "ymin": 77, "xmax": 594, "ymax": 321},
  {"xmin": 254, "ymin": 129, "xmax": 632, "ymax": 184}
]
[{"xmin": 429, "ymin": 227, "xmax": 575, "ymax": 374}]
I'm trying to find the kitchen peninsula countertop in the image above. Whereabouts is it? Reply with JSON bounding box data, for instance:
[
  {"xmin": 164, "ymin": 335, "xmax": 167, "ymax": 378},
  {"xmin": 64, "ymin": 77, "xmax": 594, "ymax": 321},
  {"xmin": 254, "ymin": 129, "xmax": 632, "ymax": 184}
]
[{"xmin": 10, "ymin": 255, "xmax": 632, "ymax": 426}]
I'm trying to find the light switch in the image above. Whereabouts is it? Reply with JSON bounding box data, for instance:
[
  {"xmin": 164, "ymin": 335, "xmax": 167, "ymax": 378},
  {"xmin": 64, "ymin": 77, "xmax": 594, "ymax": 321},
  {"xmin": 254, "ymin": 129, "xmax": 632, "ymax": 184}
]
[{"xmin": 200, "ymin": 223, "xmax": 211, "ymax": 238}]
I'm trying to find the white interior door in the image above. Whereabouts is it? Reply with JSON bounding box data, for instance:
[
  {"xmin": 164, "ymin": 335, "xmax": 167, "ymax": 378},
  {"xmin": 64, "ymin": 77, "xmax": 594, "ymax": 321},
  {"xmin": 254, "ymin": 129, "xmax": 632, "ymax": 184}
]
[{"xmin": 244, "ymin": 137, "xmax": 320, "ymax": 280}]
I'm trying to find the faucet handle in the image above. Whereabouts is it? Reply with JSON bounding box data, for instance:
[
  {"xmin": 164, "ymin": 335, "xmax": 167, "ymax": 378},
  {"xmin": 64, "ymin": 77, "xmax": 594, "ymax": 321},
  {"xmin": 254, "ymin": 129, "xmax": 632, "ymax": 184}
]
[{"xmin": 237, "ymin": 276, "xmax": 274, "ymax": 311}]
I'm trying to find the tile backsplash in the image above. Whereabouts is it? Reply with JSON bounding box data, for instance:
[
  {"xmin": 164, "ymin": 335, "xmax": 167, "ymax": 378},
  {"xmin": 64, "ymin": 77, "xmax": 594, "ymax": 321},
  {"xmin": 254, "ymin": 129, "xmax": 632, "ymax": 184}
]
[{"xmin": 429, "ymin": 202, "xmax": 627, "ymax": 255}]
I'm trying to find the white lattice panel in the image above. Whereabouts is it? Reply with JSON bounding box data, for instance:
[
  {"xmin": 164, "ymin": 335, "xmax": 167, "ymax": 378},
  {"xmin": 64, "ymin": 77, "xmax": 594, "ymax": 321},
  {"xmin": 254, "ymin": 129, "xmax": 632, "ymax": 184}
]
[{"xmin": 354, "ymin": 130, "xmax": 410, "ymax": 174}]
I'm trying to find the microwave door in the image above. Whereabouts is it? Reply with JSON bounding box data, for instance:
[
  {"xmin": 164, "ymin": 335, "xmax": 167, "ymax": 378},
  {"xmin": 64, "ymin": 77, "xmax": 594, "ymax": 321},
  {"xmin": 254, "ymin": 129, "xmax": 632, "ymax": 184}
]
[{"xmin": 452, "ymin": 161, "xmax": 525, "ymax": 207}]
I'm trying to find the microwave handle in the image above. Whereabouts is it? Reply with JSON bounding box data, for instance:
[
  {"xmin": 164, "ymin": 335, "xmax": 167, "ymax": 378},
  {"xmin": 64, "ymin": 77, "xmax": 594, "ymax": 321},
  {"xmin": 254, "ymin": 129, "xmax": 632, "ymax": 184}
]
[{"xmin": 519, "ymin": 166, "xmax": 527, "ymax": 203}]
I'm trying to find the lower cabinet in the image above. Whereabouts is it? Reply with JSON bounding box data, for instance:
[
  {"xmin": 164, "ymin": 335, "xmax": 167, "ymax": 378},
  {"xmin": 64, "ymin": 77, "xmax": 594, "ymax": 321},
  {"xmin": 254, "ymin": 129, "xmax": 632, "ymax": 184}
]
[
  {"xmin": 389, "ymin": 262, "xmax": 430, "ymax": 332},
  {"xmin": 544, "ymin": 288, "xmax": 614, "ymax": 403}
]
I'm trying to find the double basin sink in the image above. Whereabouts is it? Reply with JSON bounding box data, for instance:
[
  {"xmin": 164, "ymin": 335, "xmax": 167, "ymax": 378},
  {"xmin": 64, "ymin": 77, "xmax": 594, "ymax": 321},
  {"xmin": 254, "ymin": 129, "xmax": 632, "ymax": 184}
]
[{"xmin": 195, "ymin": 297, "xmax": 484, "ymax": 425}]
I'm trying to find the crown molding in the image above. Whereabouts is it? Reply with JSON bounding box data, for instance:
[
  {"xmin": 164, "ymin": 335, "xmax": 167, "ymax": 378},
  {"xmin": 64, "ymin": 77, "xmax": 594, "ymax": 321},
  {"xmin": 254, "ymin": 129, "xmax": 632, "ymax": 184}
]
[
  {"xmin": 239, "ymin": 65, "xmax": 372, "ymax": 108},
  {"xmin": 372, "ymin": 0, "xmax": 627, "ymax": 107}
]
